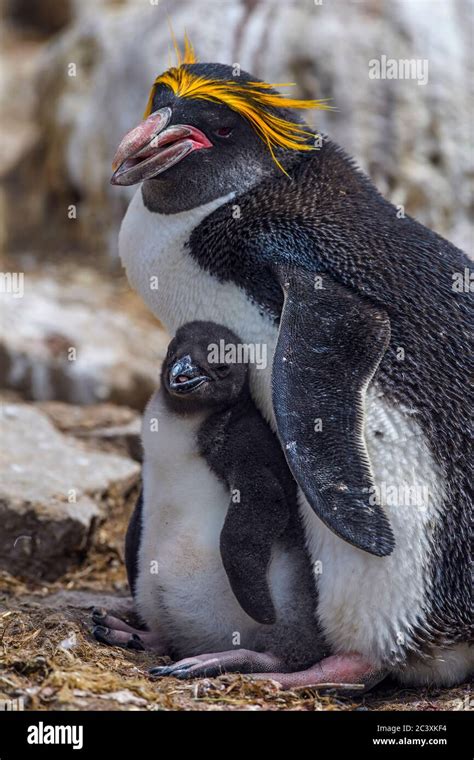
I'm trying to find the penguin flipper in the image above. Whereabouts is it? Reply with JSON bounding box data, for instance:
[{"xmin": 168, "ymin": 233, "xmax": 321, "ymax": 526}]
[
  {"xmin": 220, "ymin": 472, "xmax": 290, "ymax": 625},
  {"xmin": 272, "ymin": 267, "xmax": 395, "ymax": 557}
]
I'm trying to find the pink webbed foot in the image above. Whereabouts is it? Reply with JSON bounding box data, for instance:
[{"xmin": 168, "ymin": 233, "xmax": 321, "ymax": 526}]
[
  {"xmin": 252, "ymin": 653, "xmax": 387, "ymax": 693},
  {"xmin": 91, "ymin": 607, "xmax": 165, "ymax": 652},
  {"xmin": 149, "ymin": 648, "xmax": 288, "ymax": 679}
]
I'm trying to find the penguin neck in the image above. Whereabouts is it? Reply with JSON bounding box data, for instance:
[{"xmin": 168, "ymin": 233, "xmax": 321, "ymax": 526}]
[
  {"xmin": 140, "ymin": 147, "xmax": 310, "ymax": 215},
  {"xmin": 141, "ymin": 172, "xmax": 265, "ymax": 215},
  {"xmin": 161, "ymin": 390, "xmax": 213, "ymax": 417},
  {"xmin": 196, "ymin": 384, "xmax": 256, "ymax": 464},
  {"xmin": 161, "ymin": 380, "xmax": 251, "ymax": 419}
]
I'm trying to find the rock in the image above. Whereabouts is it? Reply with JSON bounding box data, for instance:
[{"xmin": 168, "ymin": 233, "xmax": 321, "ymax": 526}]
[
  {"xmin": 37, "ymin": 401, "xmax": 142, "ymax": 460},
  {"xmin": 98, "ymin": 690, "xmax": 147, "ymax": 707},
  {"xmin": 36, "ymin": 401, "xmax": 138, "ymax": 433},
  {"xmin": 5, "ymin": 0, "xmax": 73, "ymax": 37},
  {"xmin": 0, "ymin": 267, "xmax": 168, "ymax": 409},
  {"xmin": 3, "ymin": 0, "xmax": 472, "ymax": 257},
  {"xmin": 0, "ymin": 403, "xmax": 140, "ymax": 580},
  {"xmin": 0, "ymin": 26, "xmax": 43, "ymax": 181},
  {"xmin": 27, "ymin": 589, "xmax": 134, "ymax": 619},
  {"xmin": 81, "ymin": 418, "xmax": 142, "ymax": 462}
]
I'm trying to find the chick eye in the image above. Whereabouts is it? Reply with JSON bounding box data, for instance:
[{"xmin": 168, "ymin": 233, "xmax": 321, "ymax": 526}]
[{"xmin": 215, "ymin": 127, "xmax": 233, "ymax": 138}]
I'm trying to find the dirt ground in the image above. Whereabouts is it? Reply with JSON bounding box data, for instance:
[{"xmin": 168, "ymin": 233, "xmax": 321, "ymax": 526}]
[{"xmin": 0, "ymin": 488, "xmax": 471, "ymax": 712}]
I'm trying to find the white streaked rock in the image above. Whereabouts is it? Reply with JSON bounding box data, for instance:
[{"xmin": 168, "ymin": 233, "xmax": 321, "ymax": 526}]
[{"xmin": 0, "ymin": 403, "xmax": 140, "ymax": 580}]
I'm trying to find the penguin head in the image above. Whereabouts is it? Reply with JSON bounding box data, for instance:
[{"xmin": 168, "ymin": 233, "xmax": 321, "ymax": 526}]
[
  {"xmin": 111, "ymin": 57, "xmax": 329, "ymax": 213},
  {"xmin": 162, "ymin": 321, "xmax": 248, "ymax": 411}
]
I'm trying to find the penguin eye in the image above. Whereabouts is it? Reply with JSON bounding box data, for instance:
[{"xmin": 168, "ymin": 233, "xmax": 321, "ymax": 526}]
[{"xmin": 214, "ymin": 127, "xmax": 233, "ymax": 138}]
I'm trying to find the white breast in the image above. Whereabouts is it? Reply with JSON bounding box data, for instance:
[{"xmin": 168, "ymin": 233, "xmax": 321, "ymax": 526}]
[
  {"xmin": 137, "ymin": 392, "xmax": 261, "ymax": 656},
  {"xmin": 301, "ymin": 385, "xmax": 445, "ymax": 667},
  {"xmin": 119, "ymin": 188, "xmax": 278, "ymax": 423}
]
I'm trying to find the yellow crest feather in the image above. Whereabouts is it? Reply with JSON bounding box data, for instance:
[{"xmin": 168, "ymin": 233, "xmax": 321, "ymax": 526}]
[{"xmin": 144, "ymin": 37, "xmax": 331, "ymax": 173}]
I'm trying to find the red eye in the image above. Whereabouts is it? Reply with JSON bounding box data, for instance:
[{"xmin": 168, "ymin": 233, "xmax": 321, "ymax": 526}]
[{"xmin": 215, "ymin": 127, "xmax": 233, "ymax": 138}]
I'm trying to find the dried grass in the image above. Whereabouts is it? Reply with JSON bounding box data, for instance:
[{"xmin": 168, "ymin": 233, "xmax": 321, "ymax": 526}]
[{"xmin": 0, "ymin": 489, "xmax": 470, "ymax": 712}]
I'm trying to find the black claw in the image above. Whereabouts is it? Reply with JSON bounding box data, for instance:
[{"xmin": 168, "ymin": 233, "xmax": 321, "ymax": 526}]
[
  {"xmin": 149, "ymin": 663, "xmax": 193, "ymax": 677},
  {"xmin": 91, "ymin": 607, "xmax": 107, "ymax": 624},
  {"xmin": 173, "ymin": 669, "xmax": 193, "ymax": 679},
  {"xmin": 149, "ymin": 666, "xmax": 171, "ymax": 676},
  {"xmin": 93, "ymin": 625, "xmax": 110, "ymax": 643},
  {"xmin": 174, "ymin": 663, "xmax": 221, "ymax": 679},
  {"xmin": 127, "ymin": 633, "xmax": 145, "ymax": 651}
]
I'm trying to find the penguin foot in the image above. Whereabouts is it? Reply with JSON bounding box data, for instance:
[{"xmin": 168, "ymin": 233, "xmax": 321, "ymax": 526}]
[
  {"xmin": 93, "ymin": 625, "xmax": 146, "ymax": 650},
  {"xmin": 251, "ymin": 653, "xmax": 387, "ymax": 693},
  {"xmin": 91, "ymin": 608, "xmax": 165, "ymax": 652},
  {"xmin": 92, "ymin": 607, "xmax": 139, "ymax": 633},
  {"xmin": 149, "ymin": 648, "xmax": 287, "ymax": 680}
]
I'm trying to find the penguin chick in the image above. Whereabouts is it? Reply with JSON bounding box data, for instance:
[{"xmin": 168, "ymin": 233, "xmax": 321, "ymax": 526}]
[
  {"xmin": 163, "ymin": 320, "xmax": 294, "ymax": 625},
  {"xmin": 94, "ymin": 321, "xmax": 326, "ymax": 678}
]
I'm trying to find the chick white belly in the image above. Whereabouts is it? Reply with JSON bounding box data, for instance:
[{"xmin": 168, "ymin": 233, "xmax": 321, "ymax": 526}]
[{"xmin": 136, "ymin": 393, "xmax": 260, "ymax": 656}]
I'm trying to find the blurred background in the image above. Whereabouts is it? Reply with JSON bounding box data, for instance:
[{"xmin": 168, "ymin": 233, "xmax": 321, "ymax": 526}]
[
  {"xmin": 1, "ymin": 0, "xmax": 472, "ymax": 411},
  {"xmin": 0, "ymin": 2, "xmax": 472, "ymax": 710},
  {"xmin": 0, "ymin": 0, "xmax": 472, "ymax": 560}
]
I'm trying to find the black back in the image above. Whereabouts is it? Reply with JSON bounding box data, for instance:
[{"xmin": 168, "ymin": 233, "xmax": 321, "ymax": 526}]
[{"xmin": 189, "ymin": 140, "xmax": 473, "ymax": 644}]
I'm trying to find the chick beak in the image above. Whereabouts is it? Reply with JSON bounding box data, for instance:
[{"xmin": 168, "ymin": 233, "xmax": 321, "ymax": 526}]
[
  {"xmin": 111, "ymin": 106, "xmax": 212, "ymax": 186},
  {"xmin": 168, "ymin": 355, "xmax": 210, "ymax": 394}
]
